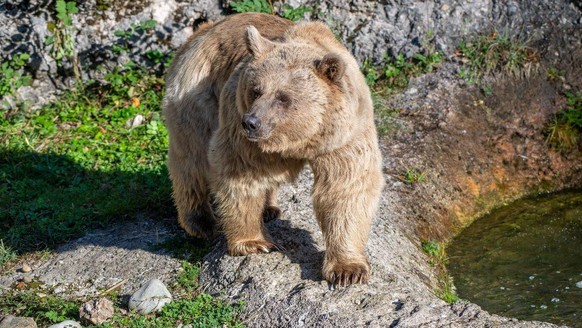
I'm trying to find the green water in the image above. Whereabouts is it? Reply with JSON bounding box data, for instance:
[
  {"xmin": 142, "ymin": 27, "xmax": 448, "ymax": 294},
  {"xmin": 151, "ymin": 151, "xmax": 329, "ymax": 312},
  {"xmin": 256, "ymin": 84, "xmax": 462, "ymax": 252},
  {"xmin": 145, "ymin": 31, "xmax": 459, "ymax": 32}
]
[{"xmin": 447, "ymin": 191, "xmax": 582, "ymax": 327}]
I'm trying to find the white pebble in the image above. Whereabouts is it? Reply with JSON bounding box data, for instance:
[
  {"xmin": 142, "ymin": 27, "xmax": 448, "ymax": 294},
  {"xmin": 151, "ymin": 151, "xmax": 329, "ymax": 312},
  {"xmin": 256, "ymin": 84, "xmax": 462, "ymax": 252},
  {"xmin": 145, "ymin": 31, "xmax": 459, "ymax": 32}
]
[
  {"xmin": 551, "ymin": 298, "xmax": 560, "ymax": 303},
  {"xmin": 540, "ymin": 305, "xmax": 548, "ymax": 309},
  {"xmin": 576, "ymin": 281, "xmax": 582, "ymax": 288}
]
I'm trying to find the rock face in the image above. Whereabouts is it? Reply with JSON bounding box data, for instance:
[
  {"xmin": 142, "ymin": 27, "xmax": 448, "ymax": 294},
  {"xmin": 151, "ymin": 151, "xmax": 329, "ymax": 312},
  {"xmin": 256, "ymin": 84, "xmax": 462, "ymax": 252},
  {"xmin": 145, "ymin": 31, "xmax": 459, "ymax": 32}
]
[
  {"xmin": 2, "ymin": 0, "xmax": 581, "ymax": 108},
  {"xmin": 128, "ymin": 279, "xmax": 172, "ymax": 314}
]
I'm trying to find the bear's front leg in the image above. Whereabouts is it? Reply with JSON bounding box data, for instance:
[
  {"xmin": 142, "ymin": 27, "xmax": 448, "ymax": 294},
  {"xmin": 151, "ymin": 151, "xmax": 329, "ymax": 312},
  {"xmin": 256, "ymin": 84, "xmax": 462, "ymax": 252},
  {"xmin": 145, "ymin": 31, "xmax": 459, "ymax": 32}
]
[
  {"xmin": 310, "ymin": 143, "xmax": 383, "ymax": 286},
  {"xmin": 212, "ymin": 179, "xmax": 279, "ymax": 256}
]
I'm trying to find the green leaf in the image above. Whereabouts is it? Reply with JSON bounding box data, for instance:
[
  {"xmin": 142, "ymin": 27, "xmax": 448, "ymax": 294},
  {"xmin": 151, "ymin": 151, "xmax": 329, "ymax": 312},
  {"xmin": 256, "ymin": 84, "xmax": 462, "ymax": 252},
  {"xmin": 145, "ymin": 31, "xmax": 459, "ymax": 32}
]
[{"xmin": 66, "ymin": 1, "xmax": 78, "ymax": 14}]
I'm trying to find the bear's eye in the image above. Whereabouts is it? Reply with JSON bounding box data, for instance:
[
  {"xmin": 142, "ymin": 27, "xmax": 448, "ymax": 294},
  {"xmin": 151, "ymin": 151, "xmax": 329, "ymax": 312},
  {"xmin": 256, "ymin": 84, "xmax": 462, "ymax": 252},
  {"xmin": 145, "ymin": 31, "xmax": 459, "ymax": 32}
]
[
  {"xmin": 250, "ymin": 88, "xmax": 262, "ymax": 101},
  {"xmin": 276, "ymin": 92, "xmax": 291, "ymax": 106}
]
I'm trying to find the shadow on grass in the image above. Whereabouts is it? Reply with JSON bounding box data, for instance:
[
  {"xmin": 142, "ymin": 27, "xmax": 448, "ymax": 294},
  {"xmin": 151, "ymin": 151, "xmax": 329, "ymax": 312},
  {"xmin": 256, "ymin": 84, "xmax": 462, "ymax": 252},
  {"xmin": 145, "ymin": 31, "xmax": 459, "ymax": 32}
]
[{"xmin": 0, "ymin": 148, "xmax": 177, "ymax": 253}]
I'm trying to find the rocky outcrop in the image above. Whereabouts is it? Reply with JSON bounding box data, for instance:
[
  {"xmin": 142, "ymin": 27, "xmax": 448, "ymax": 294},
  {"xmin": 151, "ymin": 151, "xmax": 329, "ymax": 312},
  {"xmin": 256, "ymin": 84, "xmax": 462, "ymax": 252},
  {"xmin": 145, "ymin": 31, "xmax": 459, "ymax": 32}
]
[{"xmin": 2, "ymin": 0, "xmax": 581, "ymax": 107}]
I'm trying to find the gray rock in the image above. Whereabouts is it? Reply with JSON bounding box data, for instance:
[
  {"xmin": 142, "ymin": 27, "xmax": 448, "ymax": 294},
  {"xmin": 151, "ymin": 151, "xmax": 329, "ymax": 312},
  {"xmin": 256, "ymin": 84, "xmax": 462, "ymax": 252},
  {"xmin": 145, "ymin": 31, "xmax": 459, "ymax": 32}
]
[
  {"xmin": 47, "ymin": 321, "xmax": 82, "ymax": 328},
  {"xmin": 129, "ymin": 279, "xmax": 172, "ymax": 315},
  {"xmin": 0, "ymin": 316, "xmax": 37, "ymax": 328},
  {"xmin": 79, "ymin": 298, "xmax": 114, "ymax": 325}
]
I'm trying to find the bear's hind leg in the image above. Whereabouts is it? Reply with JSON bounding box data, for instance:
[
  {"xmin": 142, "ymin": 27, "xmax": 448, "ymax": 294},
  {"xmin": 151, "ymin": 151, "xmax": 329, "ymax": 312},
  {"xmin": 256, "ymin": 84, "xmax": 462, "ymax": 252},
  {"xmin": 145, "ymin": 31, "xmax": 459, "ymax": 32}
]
[
  {"xmin": 262, "ymin": 187, "xmax": 281, "ymax": 222},
  {"xmin": 167, "ymin": 136, "xmax": 216, "ymax": 240}
]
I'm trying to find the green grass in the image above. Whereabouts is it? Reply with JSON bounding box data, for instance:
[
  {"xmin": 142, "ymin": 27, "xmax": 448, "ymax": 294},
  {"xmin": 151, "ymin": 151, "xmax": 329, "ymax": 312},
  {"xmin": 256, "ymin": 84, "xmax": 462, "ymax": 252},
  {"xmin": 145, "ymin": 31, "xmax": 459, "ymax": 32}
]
[
  {"xmin": 456, "ymin": 30, "xmax": 538, "ymax": 84},
  {"xmin": 0, "ymin": 62, "xmax": 173, "ymax": 253},
  {"xmin": 421, "ymin": 240, "xmax": 460, "ymax": 303},
  {"xmin": 0, "ymin": 239, "xmax": 17, "ymax": 268},
  {"xmin": 400, "ymin": 168, "xmax": 427, "ymax": 184},
  {"xmin": 546, "ymin": 91, "xmax": 582, "ymax": 150}
]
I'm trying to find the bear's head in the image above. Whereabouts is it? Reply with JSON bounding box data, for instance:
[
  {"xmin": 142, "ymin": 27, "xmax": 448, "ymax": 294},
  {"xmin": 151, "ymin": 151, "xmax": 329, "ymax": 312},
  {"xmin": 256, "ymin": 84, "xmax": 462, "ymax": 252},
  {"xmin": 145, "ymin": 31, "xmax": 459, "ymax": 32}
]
[{"xmin": 236, "ymin": 25, "xmax": 352, "ymax": 157}]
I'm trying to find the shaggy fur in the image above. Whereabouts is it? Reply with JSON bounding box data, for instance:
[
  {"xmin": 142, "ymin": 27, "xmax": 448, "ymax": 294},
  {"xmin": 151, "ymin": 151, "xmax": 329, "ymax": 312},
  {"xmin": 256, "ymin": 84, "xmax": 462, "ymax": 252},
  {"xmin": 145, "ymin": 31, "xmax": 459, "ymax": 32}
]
[{"xmin": 163, "ymin": 13, "xmax": 384, "ymax": 286}]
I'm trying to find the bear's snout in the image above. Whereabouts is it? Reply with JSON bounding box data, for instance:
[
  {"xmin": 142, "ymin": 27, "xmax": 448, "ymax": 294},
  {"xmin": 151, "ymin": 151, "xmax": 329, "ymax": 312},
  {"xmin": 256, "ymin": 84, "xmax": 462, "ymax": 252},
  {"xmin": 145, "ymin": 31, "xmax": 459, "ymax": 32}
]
[{"xmin": 242, "ymin": 113, "xmax": 262, "ymax": 137}]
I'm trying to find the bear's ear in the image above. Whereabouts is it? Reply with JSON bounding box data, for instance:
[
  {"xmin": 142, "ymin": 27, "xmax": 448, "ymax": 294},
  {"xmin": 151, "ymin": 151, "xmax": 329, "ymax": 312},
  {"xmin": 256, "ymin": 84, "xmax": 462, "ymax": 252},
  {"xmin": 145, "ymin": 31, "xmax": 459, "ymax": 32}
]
[
  {"xmin": 316, "ymin": 53, "xmax": 345, "ymax": 83},
  {"xmin": 245, "ymin": 26, "xmax": 275, "ymax": 57}
]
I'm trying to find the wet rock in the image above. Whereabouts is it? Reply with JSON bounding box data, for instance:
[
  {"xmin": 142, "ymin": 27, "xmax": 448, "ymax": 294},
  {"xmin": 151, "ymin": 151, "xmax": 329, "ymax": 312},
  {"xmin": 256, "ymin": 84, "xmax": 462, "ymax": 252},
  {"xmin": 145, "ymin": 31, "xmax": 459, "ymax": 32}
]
[
  {"xmin": 0, "ymin": 315, "xmax": 37, "ymax": 328},
  {"xmin": 576, "ymin": 281, "xmax": 582, "ymax": 288},
  {"xmin": 47, "ymin": 321, "xmax": 82, "ymax": 328},
  {"xmin": 78, "ymin": 298, "xmax": 114, "ymax": 325},
  {"xmin": 129, "ymin": 279, "xmax": 172, "ymax": 314}
]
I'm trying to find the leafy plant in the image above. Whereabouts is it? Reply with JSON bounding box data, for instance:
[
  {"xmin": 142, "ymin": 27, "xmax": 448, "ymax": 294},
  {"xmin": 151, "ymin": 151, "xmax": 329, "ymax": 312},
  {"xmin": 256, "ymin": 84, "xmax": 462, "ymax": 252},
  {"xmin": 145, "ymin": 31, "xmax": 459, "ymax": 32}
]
[
  {"xmin": 363, "ymin": 51, "xmax": 443, "ymax": 91},
  {"xmin": 281, "ymin": 3, "xmax": 313, "ymax": 21},
  {"xmin": 0, "ymin": 53, "xmax": 32, "ymax": 99},
  {"xmin": 45, "ymin": 0, "xmax": 82, "ymax": 83},
  {"xmin": 113, "ymin": 19, "xmax": 158, "ymax": 54},
  {"xmin": 230, "ymin": 0, "xmax": 274, "ymax": 14},
  {"xmin": 0, "ymin": 291, "xmax": 78, "ymax": 326},
  {"xmin": 230, "ymin": 0, "xmax": 313, "ymax": 21}
]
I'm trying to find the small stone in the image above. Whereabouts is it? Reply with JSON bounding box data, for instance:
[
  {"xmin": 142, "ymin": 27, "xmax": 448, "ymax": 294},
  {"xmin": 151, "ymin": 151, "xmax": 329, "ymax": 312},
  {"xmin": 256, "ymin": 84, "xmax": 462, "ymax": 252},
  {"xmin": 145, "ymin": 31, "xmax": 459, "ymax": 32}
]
[
  {"xmin": 129, "ymin": 279, "xmax": 172, "ymax": 314},
  {"xmin": 576, "ymin": 281, "xmax": 582, "ymax": 288},
  {"xmin": 529, "ymin": 275, "xmax": 535, "ymax": 280},
  {"xmin": 47, "ymin": 320, "xmax": 82, "ymax": 328},
  {"xmin": 540, "ymin": 304, "xmax": 548, "ymax": 309},
  {"xmin": 79, "ymin": 298, "xmax": 114, "ymax": 325},
  {"xmin": 0, "ymin": 315, "xmax": 37, "ymax": 328},
  {"xmin": 551, "ymin": 298, "xmax": 560, "ymax": 303},
  {"xmin": 22, "ymin": 275, "xmax": 32, "ymax": 283},
  {"xmin": 21, "ymin": 264, "xmax": 32, "ymax": 273}
]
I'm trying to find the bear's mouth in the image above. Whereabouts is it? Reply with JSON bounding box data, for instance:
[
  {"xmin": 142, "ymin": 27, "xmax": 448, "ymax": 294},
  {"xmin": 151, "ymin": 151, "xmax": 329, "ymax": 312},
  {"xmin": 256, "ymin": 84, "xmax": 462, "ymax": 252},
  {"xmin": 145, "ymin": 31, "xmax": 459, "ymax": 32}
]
[{"xmin": 245, "ymin": 131, "xmax": 270, "ymax": 142}]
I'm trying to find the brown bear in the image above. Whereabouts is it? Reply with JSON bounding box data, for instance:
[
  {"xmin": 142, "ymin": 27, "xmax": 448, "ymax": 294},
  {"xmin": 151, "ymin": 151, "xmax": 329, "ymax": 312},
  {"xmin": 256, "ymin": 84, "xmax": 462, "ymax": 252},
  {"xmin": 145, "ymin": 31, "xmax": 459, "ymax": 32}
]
[{"xmin": 163, "ymin": 13, "xmax": 384, "ymax": 286}]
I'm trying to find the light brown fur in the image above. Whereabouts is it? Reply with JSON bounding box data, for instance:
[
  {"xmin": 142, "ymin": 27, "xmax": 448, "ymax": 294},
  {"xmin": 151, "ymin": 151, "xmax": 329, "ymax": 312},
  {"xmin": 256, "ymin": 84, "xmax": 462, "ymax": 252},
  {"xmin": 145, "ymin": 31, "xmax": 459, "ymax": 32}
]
[{"xmin": 163, "ymin": 13, "xmax": 384, "ymax": 286}]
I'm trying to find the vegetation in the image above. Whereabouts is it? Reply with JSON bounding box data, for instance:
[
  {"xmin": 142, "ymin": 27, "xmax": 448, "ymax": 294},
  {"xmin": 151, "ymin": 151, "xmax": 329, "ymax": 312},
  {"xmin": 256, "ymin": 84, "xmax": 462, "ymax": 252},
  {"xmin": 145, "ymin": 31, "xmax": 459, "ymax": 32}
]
[
  {"xmin": 455, "ymin": 30, "xmax": 538, "ymax": 85},
  {"xmin": 546, "ymin": 91, "xmax": 582, "ymax": 149},
  {"xmin": 45, "ymin": 0, "xmax": 82, "ymax": 83},
  {"xmin": 400, "ymin": 167, "xmax": 427, "ymax": 184},
  {"xmin": 0, "ymin": 256, "xmax": 243, "ymax": 327},
  {"xmin": 363, "ymin": 51, "xmax": 443, "ymax": 92},
  {"xmin": 0, "ymin": 53, "xmax": 32, "ymax": 101},
  {"xmin": 230, "ymin": 0, "xmax": 313, "ymax": 21},
  {"xmin": 421, "ymin": 241, "xmax": 460, "ymax": 303},
  {"xmin": 0, "ymin": 62, "xmax": 171, "ymax": 252}
]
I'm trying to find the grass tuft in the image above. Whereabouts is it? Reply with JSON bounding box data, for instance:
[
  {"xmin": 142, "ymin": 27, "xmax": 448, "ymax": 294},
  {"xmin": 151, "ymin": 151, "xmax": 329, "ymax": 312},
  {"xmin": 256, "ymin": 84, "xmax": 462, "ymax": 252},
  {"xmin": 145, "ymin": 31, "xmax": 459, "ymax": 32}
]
[
  {"xmin": 422, "ymin": 240, "xmax": 460, "ymax": 303},
  {"xmin": 546, "ymin": 91, "xmax": 582, "ymax": 150},
  {"xmin": 455, "ymin": 30, "xmax": 539, "ymax": 84}
]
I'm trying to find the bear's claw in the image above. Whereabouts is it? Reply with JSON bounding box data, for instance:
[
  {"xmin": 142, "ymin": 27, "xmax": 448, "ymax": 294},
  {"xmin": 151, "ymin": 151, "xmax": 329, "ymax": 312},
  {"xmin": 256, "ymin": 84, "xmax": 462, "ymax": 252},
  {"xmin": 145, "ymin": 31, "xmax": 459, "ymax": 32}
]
[
  {"xmin": 325, "ymin": 262, "xmax": 370, "ymax": 287},
  {"xmin": 228, "ymin": 240, "xmax": 283, "ymax": 256}
]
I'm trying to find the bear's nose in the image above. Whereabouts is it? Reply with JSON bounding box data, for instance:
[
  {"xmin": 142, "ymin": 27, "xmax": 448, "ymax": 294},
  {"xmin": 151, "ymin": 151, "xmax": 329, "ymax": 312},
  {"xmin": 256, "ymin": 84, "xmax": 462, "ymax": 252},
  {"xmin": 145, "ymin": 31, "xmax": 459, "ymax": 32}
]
[{"xmin": 242, "ymin": 114, "xmax": 261, "ymax": 133}]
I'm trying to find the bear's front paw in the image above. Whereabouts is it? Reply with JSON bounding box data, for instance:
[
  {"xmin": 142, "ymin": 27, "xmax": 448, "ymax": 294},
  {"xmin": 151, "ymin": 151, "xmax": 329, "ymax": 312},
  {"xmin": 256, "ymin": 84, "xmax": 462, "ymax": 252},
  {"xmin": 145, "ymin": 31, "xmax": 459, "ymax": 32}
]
[
  {"xmin": 323, "ymin": 261, "xmax": 370, "ymax": 286},
  {"xmin": 228, "ymin": 240, "xmax": 282, "ymax": 256}
]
